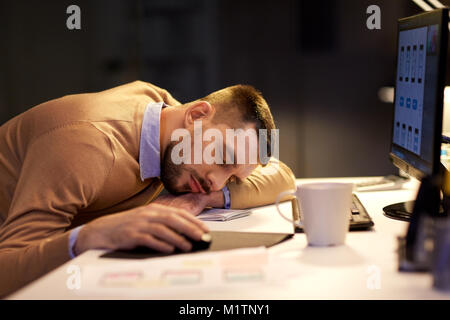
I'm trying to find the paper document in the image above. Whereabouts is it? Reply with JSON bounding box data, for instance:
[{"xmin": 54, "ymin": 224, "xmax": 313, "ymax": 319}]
[
  {"xmin": 78, "ymin": 246, "xmax": 299, "ymax": 298},
  {"xmin": 197, "ymin": 208, "xmax": 251, "ymax": 221}
]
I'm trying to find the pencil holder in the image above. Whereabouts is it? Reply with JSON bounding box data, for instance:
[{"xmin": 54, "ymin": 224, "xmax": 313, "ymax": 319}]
[{"xmin": 431, "ymin": 216, "xmax": 450, "ymax": 292}]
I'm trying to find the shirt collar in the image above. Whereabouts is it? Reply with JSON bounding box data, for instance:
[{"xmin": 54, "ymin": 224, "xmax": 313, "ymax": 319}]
[{"xmin": 139, "ymin": 102, "xmax": 164, "ymax": 181}]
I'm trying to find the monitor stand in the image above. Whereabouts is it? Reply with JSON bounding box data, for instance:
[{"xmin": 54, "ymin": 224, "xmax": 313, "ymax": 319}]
[
  {"xmin": 383, "ymin": 201, "xmax": 416, "ymax": 221},
  {"xmin": 383, "ymin": 164, "xmax": 447, "ymax": 221},
  {"xmin": 383, "ymin": 200, "xmax": 445, "ymax": 221}
]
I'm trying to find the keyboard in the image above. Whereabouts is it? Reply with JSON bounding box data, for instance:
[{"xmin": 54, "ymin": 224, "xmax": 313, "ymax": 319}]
[
  {"xmin": 294, "ymin": 194, "xmax": 374, "ymax": 233},
  {"xmin": 355, "ymin": 175, "xmax": 408, "ymax": 192},
  {"xmin": 349, "ymin": 193, "xmax": 374, "ymax": 230}
]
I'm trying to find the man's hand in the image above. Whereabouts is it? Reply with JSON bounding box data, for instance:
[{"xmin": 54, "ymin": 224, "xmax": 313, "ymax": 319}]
[
  {"xmin": 74, "ymin": 203, "xmax": 209, "ymax": 256},
  {"xmin": 153, "ymin": 193, "xmax": 209, "ymax": 216},
  {"xmin": 153, "ymin": 191, "xmax": 225, "ymax": 216}
]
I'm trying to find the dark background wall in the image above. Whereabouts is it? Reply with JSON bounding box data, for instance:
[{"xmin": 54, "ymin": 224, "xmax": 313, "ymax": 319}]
[{"xmin": 1, "ymin": 0, "xmax": 449, "ymax": 178}]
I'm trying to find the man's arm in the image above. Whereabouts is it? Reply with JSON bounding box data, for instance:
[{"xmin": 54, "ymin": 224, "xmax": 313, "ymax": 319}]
[
  {"xmin": 0, "ymin": 123, "xmax": 209, "ymax": 297},
  {"xmin": 227, "ymin": 158, "xmax": 296, "ymax": 209},
  {"xmin": 0, "ymin": 123, "xmax": 114, "ymax": 297},
  {"xmin": 153, "ymin": 191, "xmax": 225, "ymax": 216},
  {"xmin": 153, "ymin": 158, "xmax": 295, "ymax": 214}
]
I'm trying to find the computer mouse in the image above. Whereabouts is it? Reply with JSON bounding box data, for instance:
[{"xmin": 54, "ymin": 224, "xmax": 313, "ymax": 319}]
[
  {"xmin": 189, "ymin": 233, "xmax": 212, "ymax": 252},
  {"xmin": 100, "ymin": 233, "xmax": 212, "ymax": 259}
]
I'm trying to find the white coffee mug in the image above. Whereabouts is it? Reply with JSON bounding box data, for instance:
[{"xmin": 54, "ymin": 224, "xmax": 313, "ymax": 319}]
[{"xmin": 275, "ymin": 182, "xmax": 354, "ymax": 246}]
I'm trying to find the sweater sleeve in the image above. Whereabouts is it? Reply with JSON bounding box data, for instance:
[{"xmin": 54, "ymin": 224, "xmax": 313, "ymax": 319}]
[
  {"xmin": 0, "ymin": 123, "xmax": 114, "ymax": 297},
  {"xmin": 227, "ymin": 158, "xmax": 296, "ymax": 209}
]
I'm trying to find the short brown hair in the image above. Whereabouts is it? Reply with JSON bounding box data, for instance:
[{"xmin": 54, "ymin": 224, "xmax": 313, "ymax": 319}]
[{"xmin": 198, "ymin": 84, "xmax": 276, "ymax": 160}]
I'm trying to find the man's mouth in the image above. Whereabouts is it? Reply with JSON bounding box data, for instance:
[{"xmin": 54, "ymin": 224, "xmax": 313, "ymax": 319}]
[{"xmin": 189, "ymin": 175, "xmax": 206, "ymax": 193}]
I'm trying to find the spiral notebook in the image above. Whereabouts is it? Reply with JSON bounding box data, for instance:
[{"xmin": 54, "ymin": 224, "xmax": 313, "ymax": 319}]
[{"xmin": 197, "ymin": 208, "xmax": 252, "ymax": 221}]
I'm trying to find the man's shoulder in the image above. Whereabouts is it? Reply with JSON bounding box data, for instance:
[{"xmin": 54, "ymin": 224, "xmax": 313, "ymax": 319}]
[
  {"xmin": 116, "ymin": 80, "xmax": 182, "ymax": 106},
  {"xmin": 17, "ymin": 85, "xmax": 148, "ymax": 135}
]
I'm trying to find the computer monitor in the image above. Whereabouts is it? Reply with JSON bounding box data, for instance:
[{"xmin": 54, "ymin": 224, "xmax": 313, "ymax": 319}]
[{"xmin": 384, "ymin": 8, "xmax": 448, "ymax": 221}]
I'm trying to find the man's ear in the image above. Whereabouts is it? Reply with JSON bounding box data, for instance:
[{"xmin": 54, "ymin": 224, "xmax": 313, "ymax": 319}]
[{"xmin": 184, "ymin": 101, "xmax": 215, "ymax": 126}]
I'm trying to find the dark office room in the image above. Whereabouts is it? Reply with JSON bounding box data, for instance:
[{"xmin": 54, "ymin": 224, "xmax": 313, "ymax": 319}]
[
  {"xmin": 3, "ymin": 0, "xmax": 449, "ymax": 178},
  {"xmin": 1, "ymin": 0, "xmax": 450, "ymax": 308}
]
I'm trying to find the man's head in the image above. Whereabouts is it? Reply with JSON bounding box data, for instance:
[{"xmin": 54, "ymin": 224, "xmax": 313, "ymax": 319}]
[{"xmin": 160, "ymin": 85, "xmax": 276, "ymax": 195}]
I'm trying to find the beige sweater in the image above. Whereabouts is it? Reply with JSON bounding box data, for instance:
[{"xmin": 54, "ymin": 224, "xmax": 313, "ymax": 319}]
[{"xmin": 0, "ymin": 81, "xmax": 295, "ymax": 296}]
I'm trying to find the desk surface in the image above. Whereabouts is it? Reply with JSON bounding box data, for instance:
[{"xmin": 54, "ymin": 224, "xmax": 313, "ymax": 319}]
[{"xmin": 8, "ymin": 177, "xmax": 450, "ymax": 299}]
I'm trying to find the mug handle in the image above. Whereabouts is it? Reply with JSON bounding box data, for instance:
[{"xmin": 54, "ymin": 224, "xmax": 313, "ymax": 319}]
[{"xmin": 275, "ymin": 189, "xmax": 303, "ymax": 228}]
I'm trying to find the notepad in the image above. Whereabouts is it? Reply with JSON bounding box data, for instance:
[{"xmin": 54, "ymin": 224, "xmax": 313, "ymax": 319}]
[
  {"xmin": 100, "ymin": 231, "xmax": 293, "ymax": 259},
  {"xmin": 197, "ymin": 208, "xmax": 251, "ymax": 221}
]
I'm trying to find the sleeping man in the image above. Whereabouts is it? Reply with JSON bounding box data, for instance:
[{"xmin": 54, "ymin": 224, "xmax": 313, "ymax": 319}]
[{"xmin": 0, "ymin": 81, "xmax": 295, "ymax": 296}]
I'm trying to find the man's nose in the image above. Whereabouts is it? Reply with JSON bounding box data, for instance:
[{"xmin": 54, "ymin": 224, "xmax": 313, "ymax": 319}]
[{"xmin": 205, "ymin": 171, "xmax": 229, "ymax": 192}]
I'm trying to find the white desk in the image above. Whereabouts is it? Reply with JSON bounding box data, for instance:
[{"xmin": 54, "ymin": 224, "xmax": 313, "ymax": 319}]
[{"xmin": 8, "ymin": 177, "xmax": 450, "ymax": 300}]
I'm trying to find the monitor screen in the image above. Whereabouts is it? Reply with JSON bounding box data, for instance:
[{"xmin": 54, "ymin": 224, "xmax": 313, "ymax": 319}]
[{"xmin": 390, "ymin": 9, "xmax": 448, "ymax": 179}]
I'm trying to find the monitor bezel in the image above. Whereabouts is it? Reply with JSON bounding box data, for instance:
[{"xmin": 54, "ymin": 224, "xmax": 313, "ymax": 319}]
[{"xmin": 389, "ymin": 8, "xmax": 448, "ymax": 180}]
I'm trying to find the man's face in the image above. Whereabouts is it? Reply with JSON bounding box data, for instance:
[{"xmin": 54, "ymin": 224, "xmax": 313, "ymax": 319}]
[{"xmin": 161, "ymin": 121, "xmax": 259, "ymax": 195}]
